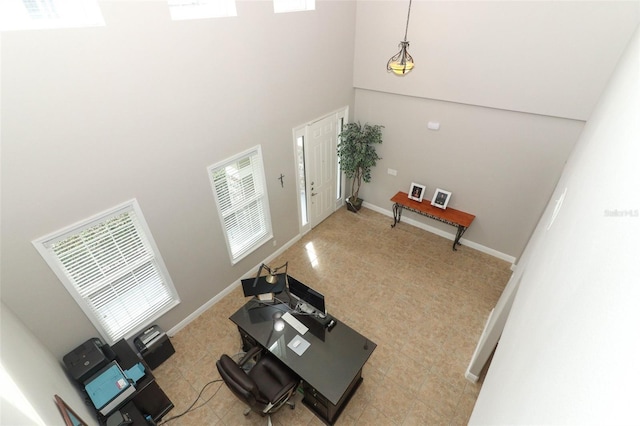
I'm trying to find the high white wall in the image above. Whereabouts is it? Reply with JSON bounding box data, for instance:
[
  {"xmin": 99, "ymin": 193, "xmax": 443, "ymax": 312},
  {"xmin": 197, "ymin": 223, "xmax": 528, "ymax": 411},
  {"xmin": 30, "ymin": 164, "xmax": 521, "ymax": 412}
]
[
  {"xmin": 351, "ymin": 1, "xmax": 639, "ymax": 258},
  {"xmin": 353, "ymin": 90, "xmax": 582, "ymax": 257},
  {"xmin": 1, "ymin": 0, "xmax": 638, "ymax": 398},
  {"xmin": 0, "ymin": 0, "xmax": 356, "ymax": 359},
  {"xmin": 354, "ymin": 1, "xmax": 638, "ymax": 120},
  {"xmin": 470, "ymin": 24, "xmax": 640, "ymax": 425},
  {"xmin": 1, "ymin": 302, "xmax": 97, "ymax": 426}
]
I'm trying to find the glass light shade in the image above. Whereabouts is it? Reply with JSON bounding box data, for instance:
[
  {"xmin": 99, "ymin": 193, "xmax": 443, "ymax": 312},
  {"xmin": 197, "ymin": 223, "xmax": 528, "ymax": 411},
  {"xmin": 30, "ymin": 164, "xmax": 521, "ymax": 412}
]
[
  {"xmin": 387, "ymin": 41, "xmax": 414, "ymax": 76},
  {"xmin": 266, "ymin": 273, "xmax": 278, "ymax": 284},
  {"xmin": 389, "ymin": 59, "xmax": 415, "ymax": 75}
]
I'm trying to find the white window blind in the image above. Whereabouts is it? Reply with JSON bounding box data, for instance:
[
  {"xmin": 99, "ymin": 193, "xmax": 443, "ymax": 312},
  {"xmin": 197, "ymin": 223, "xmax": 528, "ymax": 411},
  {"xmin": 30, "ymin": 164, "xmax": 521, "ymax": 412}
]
[
  {"xmin": 33, "ymin": 201, "xmax": 179, "ymax": 344},
  {"xmin": 208, "ymin": 146, "xmax": 273, "ymax": 264}
]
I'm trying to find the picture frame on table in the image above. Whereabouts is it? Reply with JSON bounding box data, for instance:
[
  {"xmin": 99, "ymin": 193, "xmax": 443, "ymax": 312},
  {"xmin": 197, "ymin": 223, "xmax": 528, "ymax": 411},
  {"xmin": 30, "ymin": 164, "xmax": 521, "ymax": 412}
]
[
  {"xmin": 408, "ymin": 182, "xmax": 426, "ymax": 202},
  {"xmin": 431, "ymin": 188, "xmax": 452, "ymax": 209}
]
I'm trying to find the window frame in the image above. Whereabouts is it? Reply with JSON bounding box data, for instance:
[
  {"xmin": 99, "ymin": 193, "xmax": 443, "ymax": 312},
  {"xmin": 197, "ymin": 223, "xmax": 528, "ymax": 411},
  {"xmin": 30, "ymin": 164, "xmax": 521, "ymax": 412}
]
[
  {"xmin": 207, "ymin": 145, "xmax": 273, "ymax": 264},
  {"xmin": 168, "ymin": 0, "xmax": 237, "ymax": 21},
  {"xmin": 32, "ymin": 199, "xmax": 180, "ymax": 345},
  {"xmin": 293, "ymin": 127, "xmax": 309, "ymax": 228}
]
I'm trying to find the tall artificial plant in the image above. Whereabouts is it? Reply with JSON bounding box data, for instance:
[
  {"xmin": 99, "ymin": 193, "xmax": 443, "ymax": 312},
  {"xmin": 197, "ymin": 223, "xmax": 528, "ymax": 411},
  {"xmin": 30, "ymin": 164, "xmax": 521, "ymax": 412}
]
[{"xmin": 337, "ymin": 122, "xmax": 384, "ymax": 204}]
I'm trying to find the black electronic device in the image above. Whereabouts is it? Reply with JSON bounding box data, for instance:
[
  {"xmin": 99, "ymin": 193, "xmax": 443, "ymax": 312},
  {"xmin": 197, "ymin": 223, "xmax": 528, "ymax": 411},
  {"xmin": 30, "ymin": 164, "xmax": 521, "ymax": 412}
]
[
  {"xmin": 327, "ymin": 319, "xmax": 337, "ymax": 331},
  {"xmin": 63, "ymin": 338, "xmax": 109, "ymax": 383},
  {"xmin": 134, "ymin": 325, "xmax": 175, "ymax": 370},
  {"xmin": 106, "ymin": 410, "xmax": 133, "ymax": 426},
  {"xmin": 287, "ymin": 275, "xmax": 326, "ymax": 317},
  {"xmin": 134, "ymin": 325, "xmax": 162, "ymax": 352},
  {"xmin": 294, "ymin": 312, "xmax": 327, "ymax": 341}
]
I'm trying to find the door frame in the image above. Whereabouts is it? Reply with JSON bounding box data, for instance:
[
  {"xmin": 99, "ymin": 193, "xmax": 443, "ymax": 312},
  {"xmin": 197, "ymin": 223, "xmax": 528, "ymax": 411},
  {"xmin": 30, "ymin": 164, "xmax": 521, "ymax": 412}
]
[{"xmin": 293, "ymin": 106, "xmax": 349, "ymax": 235}]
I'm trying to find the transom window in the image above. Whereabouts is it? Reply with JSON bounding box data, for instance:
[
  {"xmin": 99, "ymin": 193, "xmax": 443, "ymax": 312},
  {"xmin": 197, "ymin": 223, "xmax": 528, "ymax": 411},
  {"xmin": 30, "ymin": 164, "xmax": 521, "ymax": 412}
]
[
  {"xmin": 0, "ymin": 0, "xmax": 105, "ymax": 31},
  {"xmin": 208, "ymin": 145, "xmax": 273, "ymax": 264},
  {"xmin": 273, "ymin": 0, "xmax": 315, "ymax": 14},
  {"xmin": 32, "ymin": 200, "xmax": 180, "ymax": 344},
  {"xmin": 168, "ymin": 0, "xmax": 237, "ymax": 20}
]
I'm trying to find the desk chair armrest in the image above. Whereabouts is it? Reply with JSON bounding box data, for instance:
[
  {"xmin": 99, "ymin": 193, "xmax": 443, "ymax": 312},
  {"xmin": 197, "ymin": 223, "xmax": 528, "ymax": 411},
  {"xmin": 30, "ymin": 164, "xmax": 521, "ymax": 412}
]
[{"xmin": 238, "ymin": 346, "xmax": 263, "ymax": 367}]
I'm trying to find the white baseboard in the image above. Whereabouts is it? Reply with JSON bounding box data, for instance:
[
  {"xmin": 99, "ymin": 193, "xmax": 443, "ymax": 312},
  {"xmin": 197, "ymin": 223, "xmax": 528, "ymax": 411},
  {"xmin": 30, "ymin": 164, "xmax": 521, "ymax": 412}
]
[
  {"xmin": 167, "ymin": 281, "xmax": 239, "ymax": 337},
  {"xmin": 167, "ymin": 234, "xmax": 302, "ymax": 337},
  {"xmin": 362, "ymin": 201, "xmax": 516, "ymax": 265},
  {"xmin": 465, "ymin": 370, "xmax": 480, "ymax": 383},
  {"xmin": 465, "ymin": 308, "xmax": 496, "ymax": 383}
]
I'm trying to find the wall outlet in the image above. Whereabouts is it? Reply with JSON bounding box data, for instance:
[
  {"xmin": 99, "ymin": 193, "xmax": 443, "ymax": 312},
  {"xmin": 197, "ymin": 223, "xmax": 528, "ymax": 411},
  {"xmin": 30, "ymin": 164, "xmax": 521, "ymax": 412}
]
[{"xmin": 387, "ymin": 168, "xmax": 397, "ymax": 176}]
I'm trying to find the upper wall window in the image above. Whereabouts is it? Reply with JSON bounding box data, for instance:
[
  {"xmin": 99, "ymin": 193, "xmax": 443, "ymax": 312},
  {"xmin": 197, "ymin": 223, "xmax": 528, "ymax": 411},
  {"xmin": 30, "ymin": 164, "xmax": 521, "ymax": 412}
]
[
  {"xmin": 208, "ymin": 146, "xmax": 273, "ymax": 264},
  {"xmin": 0, "ymin": 0, "xmax": 105, "ymax": 31},
  {"xmin": 168, "ymin": 0, "xmax": 237, "ymax": 20},
  {"xmin": 273, "ymin": 0, "xmax": 315, "ymax": 14},
  {"xmin": 32, "ymin": 200, "xmax": 180, "ymax": 344}
]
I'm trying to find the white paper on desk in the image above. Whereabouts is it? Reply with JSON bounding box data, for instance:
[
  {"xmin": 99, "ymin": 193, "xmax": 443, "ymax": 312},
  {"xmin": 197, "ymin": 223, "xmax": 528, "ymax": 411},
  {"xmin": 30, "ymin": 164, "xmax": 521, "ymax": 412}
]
[{"xmin": 287, "ymin": 335, "xmax": 310, "ymax": 356}]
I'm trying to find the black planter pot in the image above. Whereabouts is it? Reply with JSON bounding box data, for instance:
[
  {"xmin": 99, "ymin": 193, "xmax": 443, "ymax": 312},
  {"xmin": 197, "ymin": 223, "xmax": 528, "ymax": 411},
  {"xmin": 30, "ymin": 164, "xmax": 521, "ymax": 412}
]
[{"xmin": 346, "ymin": 197, "xmax": 363, "ymax": 212}]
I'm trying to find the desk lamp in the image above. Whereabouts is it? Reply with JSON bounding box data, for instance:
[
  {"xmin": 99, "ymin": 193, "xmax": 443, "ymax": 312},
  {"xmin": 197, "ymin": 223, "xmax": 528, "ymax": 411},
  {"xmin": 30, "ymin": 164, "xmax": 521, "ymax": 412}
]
[{"xmin": 262, "ymin": 261, "xmax": 288, "ymax": 284}]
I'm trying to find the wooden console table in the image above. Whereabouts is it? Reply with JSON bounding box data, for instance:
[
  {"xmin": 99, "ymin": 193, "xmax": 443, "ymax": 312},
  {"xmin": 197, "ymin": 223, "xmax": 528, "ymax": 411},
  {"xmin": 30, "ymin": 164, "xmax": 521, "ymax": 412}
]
[{"xmin": 390, "ymin": 191, "xmax": 475, "ymax": 251}]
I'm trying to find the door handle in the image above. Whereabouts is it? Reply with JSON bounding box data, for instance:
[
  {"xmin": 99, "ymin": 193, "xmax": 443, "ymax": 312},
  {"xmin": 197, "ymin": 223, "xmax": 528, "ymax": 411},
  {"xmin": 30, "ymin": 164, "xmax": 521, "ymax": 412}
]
[{"xmin": 311, "ymin": 192, "xmax": 318, "ymax": 196}]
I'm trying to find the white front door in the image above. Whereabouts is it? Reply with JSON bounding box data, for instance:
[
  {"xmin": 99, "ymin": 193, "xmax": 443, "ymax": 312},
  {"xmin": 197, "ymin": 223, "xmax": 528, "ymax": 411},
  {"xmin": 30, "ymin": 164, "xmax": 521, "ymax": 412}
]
[
  {"xmin": 294, "ymin": 108, "xmax": 347, "ymax": 233},
  {"xmin": 306, "ymin": 115, "xmax": 337, "ymax": 228}
]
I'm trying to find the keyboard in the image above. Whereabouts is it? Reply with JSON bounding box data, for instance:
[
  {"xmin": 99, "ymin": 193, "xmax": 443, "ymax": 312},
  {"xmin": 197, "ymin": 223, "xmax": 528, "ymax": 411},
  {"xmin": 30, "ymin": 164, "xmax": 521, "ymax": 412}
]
[{"xmin": 282, "ymin": 312, "xmax": 308, "ymax": 335}]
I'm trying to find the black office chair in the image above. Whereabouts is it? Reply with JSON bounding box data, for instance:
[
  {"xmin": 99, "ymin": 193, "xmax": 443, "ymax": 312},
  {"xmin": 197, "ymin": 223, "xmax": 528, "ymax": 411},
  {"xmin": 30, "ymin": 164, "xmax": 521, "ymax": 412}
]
[{"xmin": 216, "ymin": 346, "xmax": 299, "ymax": 424}]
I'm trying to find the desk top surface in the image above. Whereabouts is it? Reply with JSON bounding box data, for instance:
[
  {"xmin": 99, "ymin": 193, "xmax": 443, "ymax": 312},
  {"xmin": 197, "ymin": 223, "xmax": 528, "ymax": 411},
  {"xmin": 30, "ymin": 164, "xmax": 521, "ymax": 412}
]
[
  {"xmin": 391, "ymin": 191, "xmax": 475, "ymax": 227},
  {"xmin": 230, "ymin": 301, "xmax": 376, "ymax": 405}
]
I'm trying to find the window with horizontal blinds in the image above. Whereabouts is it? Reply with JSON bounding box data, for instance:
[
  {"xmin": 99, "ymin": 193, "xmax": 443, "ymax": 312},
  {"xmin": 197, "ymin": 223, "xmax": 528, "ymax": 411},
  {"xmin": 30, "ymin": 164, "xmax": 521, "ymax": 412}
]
[
  {"xmin": 33, "ymin": 200, "xmax": 179, "ymax": 344},
  {"xmin": 208, "ymin": 146, "xmax": 273, "ymax": 263}
]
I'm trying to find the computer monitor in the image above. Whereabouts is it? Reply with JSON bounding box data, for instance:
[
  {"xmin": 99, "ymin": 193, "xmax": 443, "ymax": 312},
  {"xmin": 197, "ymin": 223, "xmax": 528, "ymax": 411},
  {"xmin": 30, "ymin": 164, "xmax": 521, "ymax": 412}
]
[
  {"xmin": 287, "ymin": 275, "xmax": 326, "ymax": 317},
  {"xmin": 83, "ymin": 361, "xmax": 136, "ymax": 416}
]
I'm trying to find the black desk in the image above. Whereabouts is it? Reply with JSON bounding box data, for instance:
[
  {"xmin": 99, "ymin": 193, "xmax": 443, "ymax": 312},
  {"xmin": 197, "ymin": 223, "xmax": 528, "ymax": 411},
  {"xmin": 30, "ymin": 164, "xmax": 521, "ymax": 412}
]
[
  {"xmin": 229, "ymin": 300, "xmax": 376, "ymax": 425},
  {"xmin": 105, "ymin": 340, "xmax": 174, "ymax": 425}
]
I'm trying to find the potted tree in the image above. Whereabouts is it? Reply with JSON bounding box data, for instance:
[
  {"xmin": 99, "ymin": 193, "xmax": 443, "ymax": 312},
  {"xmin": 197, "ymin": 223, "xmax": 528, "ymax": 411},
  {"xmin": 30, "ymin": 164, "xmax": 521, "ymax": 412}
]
[{"xmin": 337, "ymin": 121, "xmax": 384, "ymax": 212}]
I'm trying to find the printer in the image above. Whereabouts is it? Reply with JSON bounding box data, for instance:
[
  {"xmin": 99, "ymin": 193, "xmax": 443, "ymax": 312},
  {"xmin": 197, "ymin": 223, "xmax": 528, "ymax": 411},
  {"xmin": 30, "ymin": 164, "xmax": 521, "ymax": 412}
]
[{"xmin": 63, "ymin": 338, "xmax": 113, "ymax": 383}]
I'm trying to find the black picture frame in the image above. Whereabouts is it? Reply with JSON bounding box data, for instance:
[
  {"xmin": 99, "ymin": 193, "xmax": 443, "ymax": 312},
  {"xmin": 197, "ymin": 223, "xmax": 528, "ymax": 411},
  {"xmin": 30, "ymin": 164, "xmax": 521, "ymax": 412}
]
[
  {"xmin": 408, "ymin": 182, "xmax": 426, "ymax": 202},
  {"xmin": 431, "ymin": 188, "xmax": 452, "ymax": 209}
]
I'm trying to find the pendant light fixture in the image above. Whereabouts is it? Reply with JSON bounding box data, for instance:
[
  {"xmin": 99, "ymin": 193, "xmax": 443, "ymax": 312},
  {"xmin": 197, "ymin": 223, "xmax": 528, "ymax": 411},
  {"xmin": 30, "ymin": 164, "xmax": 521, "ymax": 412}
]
[{"xmin": 387, "ymin": 0, "xmax": 414, "ymax": 76}]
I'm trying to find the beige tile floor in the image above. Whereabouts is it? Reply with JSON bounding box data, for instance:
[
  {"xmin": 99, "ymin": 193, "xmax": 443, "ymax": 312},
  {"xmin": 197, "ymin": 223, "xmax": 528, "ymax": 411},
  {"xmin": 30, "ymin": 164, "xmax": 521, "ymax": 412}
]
[{"xmin": 154, "ymin": 207, "xmax": 512, "ymax": 425}]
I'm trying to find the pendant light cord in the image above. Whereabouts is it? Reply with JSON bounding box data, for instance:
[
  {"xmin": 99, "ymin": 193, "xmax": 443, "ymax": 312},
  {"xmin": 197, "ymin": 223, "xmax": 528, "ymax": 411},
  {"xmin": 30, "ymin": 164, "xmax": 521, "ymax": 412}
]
[{"xmin": 403, "ymin": 0, "xmax": 412, "ymax": 42}]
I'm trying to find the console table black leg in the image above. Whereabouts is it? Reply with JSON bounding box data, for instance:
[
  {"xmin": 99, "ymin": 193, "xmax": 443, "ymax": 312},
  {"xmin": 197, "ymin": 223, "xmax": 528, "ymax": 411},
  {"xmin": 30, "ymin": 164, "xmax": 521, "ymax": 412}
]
[
  {"xmin": 453, "ymin": 226, "xmax": 467, "ymax": 251},
  {"xmin": 391, "ymin": 203, "xmax": 403, "ymax": 228}
]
